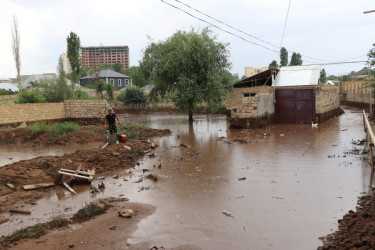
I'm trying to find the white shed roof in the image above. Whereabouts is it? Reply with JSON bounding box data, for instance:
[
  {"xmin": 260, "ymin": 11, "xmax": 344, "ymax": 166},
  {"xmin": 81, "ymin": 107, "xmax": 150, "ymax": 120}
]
[{"xmin": 273, "ymin": 65, "xmax": 321, "ymax": 87}]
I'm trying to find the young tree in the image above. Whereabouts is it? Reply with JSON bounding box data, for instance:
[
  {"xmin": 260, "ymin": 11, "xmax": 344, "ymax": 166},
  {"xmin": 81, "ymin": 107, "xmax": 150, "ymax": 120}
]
[
  {"xmin": 124, "ymin": 66, "xmax": 148, "ymax": 87},
  {"xmin": 268, "ymin": 60, "xmax": 279, "ymax": 69},
  {"xmin": 66, "ymin": 32, "xmax": 81, "ymax": 99},
  {"xmin": 95, "ymin": 79, "xmax": 106, "ymax": 98},
  {"xmin": 289, "ymin": 52, "xmax": 303, "ymax": 66},
  {"xmin": 11, "ymin": 15, "xmax": 21, "ymax": 91},
  {"xmin": 140, "ymin": 28, "xmax": 232, "ymax": 122},
  {"xmin": 280, "ymin": 47, "xmax": 288, "ymax": 66},
  {"xmin": 319, "ymin": 68, "xmax": 327, "ymax": 84}
]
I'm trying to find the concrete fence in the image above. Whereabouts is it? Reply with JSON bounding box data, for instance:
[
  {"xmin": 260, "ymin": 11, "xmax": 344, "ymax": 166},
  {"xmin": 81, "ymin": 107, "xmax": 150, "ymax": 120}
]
[
  {"xmin": 0, "ymin": 99, "xmax": 109, "ymax": 126},
  {"xmin": 341, "ymin": 80, "xmax": 374, "ymax": 105}
]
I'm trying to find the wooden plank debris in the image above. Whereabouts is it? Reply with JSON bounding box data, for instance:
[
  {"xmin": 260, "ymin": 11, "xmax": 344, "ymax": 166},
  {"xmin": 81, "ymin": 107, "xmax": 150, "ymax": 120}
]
[
  {"xmin": 9, "ymin": 209, "xmax": 31, "ymax": 214},
  {"xmin": 6, "ymin": 183, "xmax": 16, "ymax": 190},
  {"xmin": 63, "ymin": 182, "xmax": 77, "ymax": 194},
  {"xmin": 23, "ymin": 182, "xmax": 55, "ymax": 191}
]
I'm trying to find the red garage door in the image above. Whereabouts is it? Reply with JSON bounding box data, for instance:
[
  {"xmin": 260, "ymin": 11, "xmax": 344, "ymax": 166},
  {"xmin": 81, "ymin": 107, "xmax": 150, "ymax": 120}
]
[{"xmin": 275, "ymin": 88, "xmax": 315, "ymax": 124}]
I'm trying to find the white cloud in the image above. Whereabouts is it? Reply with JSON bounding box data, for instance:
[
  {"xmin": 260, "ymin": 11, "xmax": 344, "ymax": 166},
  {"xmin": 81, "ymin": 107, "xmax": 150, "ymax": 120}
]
[{"xmin": 0, "ymin": 0, "xmax": 374, "ymax": 77}]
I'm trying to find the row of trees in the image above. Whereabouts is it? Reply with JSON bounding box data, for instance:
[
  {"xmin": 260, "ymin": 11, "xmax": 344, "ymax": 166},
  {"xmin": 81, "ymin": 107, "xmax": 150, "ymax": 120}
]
[{"xmin": 268, "ymin": 47, "xmax": 303, "ymax": 69}]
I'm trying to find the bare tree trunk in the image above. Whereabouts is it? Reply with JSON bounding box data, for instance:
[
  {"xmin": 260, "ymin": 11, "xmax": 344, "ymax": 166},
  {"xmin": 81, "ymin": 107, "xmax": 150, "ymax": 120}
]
[
  {"xmin": 188, "ymin": 112, "xmax": 193, "ymax": 122},
  {"xmin": 11, "ymin": 15, "xmax": 21, "ymax": 91}
]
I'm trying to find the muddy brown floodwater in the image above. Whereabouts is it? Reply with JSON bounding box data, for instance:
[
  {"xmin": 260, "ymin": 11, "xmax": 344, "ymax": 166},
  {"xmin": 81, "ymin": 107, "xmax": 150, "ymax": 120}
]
[{"xmin": 0, "ymin": 106, "xmax": 371, "ymax": 249}]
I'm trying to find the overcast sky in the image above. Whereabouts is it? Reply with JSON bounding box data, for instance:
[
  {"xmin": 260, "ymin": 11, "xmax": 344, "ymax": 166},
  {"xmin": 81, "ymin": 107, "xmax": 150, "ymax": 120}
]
[{"xmin": 1, "ymin": 0, "xmax": 375, "ymax": 78}]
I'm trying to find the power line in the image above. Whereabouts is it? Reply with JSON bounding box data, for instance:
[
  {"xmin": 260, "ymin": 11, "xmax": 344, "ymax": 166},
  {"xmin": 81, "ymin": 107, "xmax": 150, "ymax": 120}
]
[
  {"xmin": 280, "ymin": 0, "xmax": 292, "ymax": 47},
  {"xmin": 165, "ymin": 0, "xmax": 332, "ymax": 63}
]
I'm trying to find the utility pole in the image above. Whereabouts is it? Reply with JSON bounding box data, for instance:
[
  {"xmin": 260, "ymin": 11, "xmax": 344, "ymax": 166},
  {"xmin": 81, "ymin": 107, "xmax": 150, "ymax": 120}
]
[{"xmin": 364, "ymin": 10, "xmax": 374, "ymax": 118}]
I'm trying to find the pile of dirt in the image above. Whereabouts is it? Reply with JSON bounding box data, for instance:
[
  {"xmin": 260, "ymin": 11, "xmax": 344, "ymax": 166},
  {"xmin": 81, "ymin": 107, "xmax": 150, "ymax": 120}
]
[
  {"xmin": 0, "ymin": 125, "xmax": 171, "ymax": 146},
  {"xmin": 318, "ymin": 190, "xmax": 375, "ymax": 249},
  {"xmin": 0, "ymin": 140, "xmax": 154, "ymax": 210}
]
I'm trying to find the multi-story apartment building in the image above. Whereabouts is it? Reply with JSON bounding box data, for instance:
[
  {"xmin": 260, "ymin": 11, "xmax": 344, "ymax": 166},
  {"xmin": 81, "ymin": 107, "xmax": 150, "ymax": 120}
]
[
  {"xmin": 244, "ymin": 66, "xmax": 268, "ymax": 78},
  {"xmin": 81, "ymin": 45, "xmax": 129, "ymax": 70}
]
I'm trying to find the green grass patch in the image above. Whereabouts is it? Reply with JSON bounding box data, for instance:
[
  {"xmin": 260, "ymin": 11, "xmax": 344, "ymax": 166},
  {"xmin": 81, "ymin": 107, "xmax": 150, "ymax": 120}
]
[
  {"xmin": 27, "ymin": 121, "xmax": 49, "ymax": 139},
  {"xmin": 50, "ymin": 122, "xmax": 80, "ymax": 137},
  {"xmin": 118, "ymin": 123, "xmax": 147, "ymax": 140},
  {"xmin": 71, "ymin": 203, "xmax": 107, "ymax": 223},
  {"xmin": 27, "ymin": 121, "xmax": 80, "ymax": 138},
  {"xmin": 0, "ymin": 219, "xmax": 69, "ymax": 247}
]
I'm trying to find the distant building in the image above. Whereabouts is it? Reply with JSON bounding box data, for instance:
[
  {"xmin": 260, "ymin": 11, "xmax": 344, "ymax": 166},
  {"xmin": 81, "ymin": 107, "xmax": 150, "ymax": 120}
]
[
  {"xmin": 232, "ymin": 73, "xmax": 240, "ymax": 79},
  {"xmin": 9, "ymin": 74, "xmax": 56, "ymax": 89},
  {"xmin": 244, "ymin": 67, "xmax": 268, "ymax": 78},
  {"xmin": 79, "ymin": 69, "xmax": 132, "ymax": 89},
  {"xmin": 81, "ymin": 45, "xmax": 130, "ymax": 70},
  {"xmin": 0, "ymin": 77, "xmax": 10, "ymax": 83},
  {"xmin": 140, "ymin": 84, "xmax": 155, "ymax": 94},
  {"xmin": 60, "ymin": 53, "xmax": 72, "ymax": 74}
]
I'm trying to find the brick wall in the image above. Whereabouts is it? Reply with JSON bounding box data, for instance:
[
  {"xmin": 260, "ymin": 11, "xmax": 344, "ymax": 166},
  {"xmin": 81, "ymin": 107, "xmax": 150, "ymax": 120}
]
[
  {"xmin": 315, "ymin": 86, "xmax": 340, "ymax": 114},
  {"xmin": 0, "ymin": 100, "xmax": 109, "ymax": 126}
]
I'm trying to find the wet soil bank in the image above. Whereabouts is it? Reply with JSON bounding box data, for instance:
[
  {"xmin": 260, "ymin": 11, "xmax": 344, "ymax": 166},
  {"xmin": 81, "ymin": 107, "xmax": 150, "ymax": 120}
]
[
  {"xmin": 1, "ymin": 197, "xmax": 155, "ymax": 250},
  {"xmin": 0, "ymin": 126, "xmax": 171, "ymax": 211},
  {"xmin": 318, "ymin": 189, "xmax": 375, "ymax": 249}
]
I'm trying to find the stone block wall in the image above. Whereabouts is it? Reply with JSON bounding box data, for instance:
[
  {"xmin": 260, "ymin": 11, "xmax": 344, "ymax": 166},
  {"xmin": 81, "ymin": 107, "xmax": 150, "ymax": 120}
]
[
  {"xmin": 0, "ymin": 95, "xmax": 18, "ymax": 102},
  {"xmin": 65, "ymin": 99, "xmax": 109, "ymax": 119},
  {"xmin": 0, "ymin": 102, "xmax": 65, "ymax": 124},
  {"xmin": 0, "ymin": 100, "xmax": 109, "ymax": 126},
  {"xmin": 225, "ymin": 86, "xmax": 273, "ymax": 109},
  {"xmin": 340, "ymin": 80, "xmax": 374, "ymax": 105},
  {"xmin": 315, "ymin": 86, "xmax": 340, "ymax": 114}
]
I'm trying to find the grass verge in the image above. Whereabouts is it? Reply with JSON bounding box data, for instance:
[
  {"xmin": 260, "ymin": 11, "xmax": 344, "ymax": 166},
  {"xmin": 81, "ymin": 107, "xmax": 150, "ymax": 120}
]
[{"xmin": 27, "ymin": 121, "xmax": 80, "ymax": 138}]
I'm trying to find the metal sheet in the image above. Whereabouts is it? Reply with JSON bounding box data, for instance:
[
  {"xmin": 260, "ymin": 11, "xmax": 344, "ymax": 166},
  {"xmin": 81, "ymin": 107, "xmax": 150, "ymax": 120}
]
[{"xmin": 273, "ymin": 65, "xmax": 321, "ymax": 87}]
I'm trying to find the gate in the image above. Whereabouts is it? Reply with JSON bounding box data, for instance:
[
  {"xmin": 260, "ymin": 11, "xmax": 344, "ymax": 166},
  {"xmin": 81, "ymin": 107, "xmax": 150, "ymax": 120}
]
[{"xmin": 275, "ymin": 88, "xmax": 315, "ymax": 124}]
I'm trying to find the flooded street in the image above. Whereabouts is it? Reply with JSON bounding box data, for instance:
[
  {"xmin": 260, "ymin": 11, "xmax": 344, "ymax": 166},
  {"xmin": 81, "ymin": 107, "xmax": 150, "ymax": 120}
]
[{"xmin": 0, "ymin": 106, "xmax": 371, "ymax": 250}]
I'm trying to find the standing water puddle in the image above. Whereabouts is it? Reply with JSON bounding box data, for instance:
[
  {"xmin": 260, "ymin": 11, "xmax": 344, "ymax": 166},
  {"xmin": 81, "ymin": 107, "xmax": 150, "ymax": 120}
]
[{"xmin": 0, "ymin": 107, "xmax": 371, "ymax": 250}]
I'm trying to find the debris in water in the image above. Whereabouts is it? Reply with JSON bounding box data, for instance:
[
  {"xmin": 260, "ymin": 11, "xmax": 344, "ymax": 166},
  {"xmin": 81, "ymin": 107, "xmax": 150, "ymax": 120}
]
[
  {"xmin": 96, "ymin": 176, "xmax": 105, "ymax": 180},
  {"xmin": 89, "ymin": 186, "xmax": 98, "ymax": 194},
  {"xmin": 180, "ymin": 143, "xmax": 189, "ymax": 148},
  {"xmin": 222, "ymin": 210, "xmax": 234, "ymax": 218},
  {"xmin": 146, "ymin": 174, "xmax": 158, "ymax": 182},
  {"xmin": 238, "ymin": 177, "xmax": 246, "ymax": 181},
  {"xmin": 9, "ymin": 209, "xmax": 31, "ymax": 215},
  {"xmin": 98, "ymin": 181, "xmax": 105, "ymax": 189},
  {"xmin": 133, "ymin": 177, "xmax": 143, "ymax": 183},
  {"xmin": 118, "ymin": 209, "xmax": 134, "ymax": 218},
  {"xmin": 280, "ymin": 134, "xmax": 284, "ymax": 137}
]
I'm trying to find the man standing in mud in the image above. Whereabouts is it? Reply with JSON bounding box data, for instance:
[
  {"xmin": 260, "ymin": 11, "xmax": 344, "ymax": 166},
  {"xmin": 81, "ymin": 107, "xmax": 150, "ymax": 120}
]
[{"xmin": 105, "ymin": 108, "xmax": 121, "ymax": 134}]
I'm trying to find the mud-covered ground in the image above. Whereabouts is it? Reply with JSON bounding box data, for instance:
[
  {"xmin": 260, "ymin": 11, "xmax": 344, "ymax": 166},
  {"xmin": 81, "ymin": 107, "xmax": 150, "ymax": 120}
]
[
  {"xmin": 318, "ymin": 189, "xmax": 375, "ymax": 250},
  {"xmin": 0, "ymin": 125, "xmax": 171, "ymax": 211}
]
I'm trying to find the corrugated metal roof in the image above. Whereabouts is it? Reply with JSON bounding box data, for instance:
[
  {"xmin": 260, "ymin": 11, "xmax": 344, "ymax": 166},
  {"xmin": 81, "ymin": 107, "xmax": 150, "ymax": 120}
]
[
  {"xmin": 81, "ymin": 70, "xmax": 130, "ymax": 79},
  {"xmin": 233, "ymin": 68, "xmax": 279, "ymax": 88},
  {"xmin": 273, "ymin": 65, "xmax": 321, "ymax": 87}
]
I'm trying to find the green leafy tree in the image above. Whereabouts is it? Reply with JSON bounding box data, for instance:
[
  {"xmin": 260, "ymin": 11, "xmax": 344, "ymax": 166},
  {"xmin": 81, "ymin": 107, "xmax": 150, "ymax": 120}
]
[
  {"xmin": 105, "ymin": 83, "xmax": 114, "ymax": 100},
  {"xmin": 289, "ymin": 52, "xmax": 303, "ymax": 66},
  {"xmin": 319, "ymin": 68, "xmax": 327, "ymax": 84},
  {"xmin": 75, "ymin": 89, "xmax": 90, "ymax": 100},
  {"xmin": 368, "ymin": 43, "xmax": 375, "ymax": 68},
  {"xmin": 99, "ymin": 63, "xmax": 125, "ymax": 74},
  {"xmin": 95, "ymin": 79, "xmax": 106, "ymax": 98},
  {"xmin": 268, "ymin": 60, "xmax": 278, "ymax": 69},
  {"xmin": 117, "ymin": 86, "xmax": 146, "ymax": 105},
  {"xmin": 66, "ymin": 32, "xmax": 81, "ymax": 99},
  {"xmin": 280, "ymin": 47, "xmax": 288, "ymax": 67},
  {"xmin": 140, "ymin": 28, "xmax": 232, "ymax": 122},
  {"xmin": 124, "ymin": 66, "xmax": 148, "ymax": 87}
]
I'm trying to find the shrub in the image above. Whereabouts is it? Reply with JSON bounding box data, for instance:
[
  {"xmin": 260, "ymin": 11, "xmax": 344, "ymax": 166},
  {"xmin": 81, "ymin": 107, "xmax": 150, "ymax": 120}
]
[
  {"xmin": 16, "ymin": 90, "xmax": 46, "ymax": 103},
  {"xmin": 50, "ymin": 122, "xmax": 79, "ymax": 136},
  {"xmin": 38, "ymin": 77, "xmax": 72, "ymax": 102},
  {"xmin": 0, "ymin": 89, "xmax": 16, "ymax": 95},
  {"xmin": 75, "ymin": 89, "xmax": 90, "ymax": 100},
  {"xmin": 117, "ymin": 86, "xmax": 146, "ymax": 105},
  {"xmin": 27, "ymin": 121, "xmax": 49, "ymax": 138}
]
